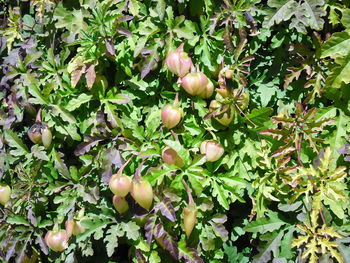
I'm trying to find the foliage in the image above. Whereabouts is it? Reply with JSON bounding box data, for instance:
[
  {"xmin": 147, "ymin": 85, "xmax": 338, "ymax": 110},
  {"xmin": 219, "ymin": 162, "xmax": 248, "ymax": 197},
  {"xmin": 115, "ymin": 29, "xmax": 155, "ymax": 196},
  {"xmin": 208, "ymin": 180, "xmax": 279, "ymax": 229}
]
[{"xmin": 0, "ymin": 0, "xmax": 350, "ymax": 262}]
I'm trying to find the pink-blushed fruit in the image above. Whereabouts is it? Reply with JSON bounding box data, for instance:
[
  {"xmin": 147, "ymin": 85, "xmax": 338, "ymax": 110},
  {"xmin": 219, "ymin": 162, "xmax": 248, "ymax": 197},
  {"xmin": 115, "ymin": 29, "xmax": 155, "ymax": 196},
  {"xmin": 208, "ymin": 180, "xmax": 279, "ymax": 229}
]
[
  {"xmin": 198, "ymin": 79, "xmax": 214, "ymax": 99},
  {"xmin": 131, "ymin": 178, "xmax": 153, "ymax": 210},
  {"xmin": 180, "ymin": 72, "xmax": 208, "ymax": 96},
  {"xmin": 45, "ymin": 225, "xmax": 69, "ymax": 252},
  {"xmin": 65, "ymin": 220, "xmax": 86, "ymax": 237},
  {"xmin": 161, "ymin": 104, "xmax": 183, "ymax": 129},
  {"xmin": 166, "ymin": 44, "xmax": 193, "ymax": 77},
  {"xmin": 183, "ymin": 206, "xmax": 197, "ymax": 238},
  {"xmin": 162, "ymin": 146, "xmax": 184, "ymax": 167},
  {"xmin": 225, "ymin": 69, "xmax": 234, "ymax": 79},
  {"xmin": 27, "ymin": 123, "xmax": 52, "ymax": 148},
  {"xmin": 109, "ymin": 174, "xmax": 132, "ymax": 197},
  {"xmin": 0, "ymin": 184, "xmax": 10, "ymax": 206},
  {"xmin": 113, "ymin": 195, "xmax": 129, "ymax": 214},
  {"xmin": 200, "ymin": 140, "xmax": 224, "ymax": 162}
]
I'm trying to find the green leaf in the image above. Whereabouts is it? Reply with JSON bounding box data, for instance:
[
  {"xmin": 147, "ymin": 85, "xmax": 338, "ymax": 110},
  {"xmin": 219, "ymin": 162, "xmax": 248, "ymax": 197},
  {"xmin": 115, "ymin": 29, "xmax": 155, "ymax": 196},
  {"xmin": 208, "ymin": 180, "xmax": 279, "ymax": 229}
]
[
  {"xmin": 104, "ymin": 225, "xmax": 119, "ymax": 257},
  {"xmin": 321, "ymin": 31, "xmax": 350, "ymax": 58},
  {"xmin": 211, "ymin": 179, "xmax": 229, "ymax": 210},
  {"xmin": 325, "ymin": 53, "xmax": 350, "ymax": 89},
  {"xmin": 66, "ymin": 94, "xmax": 93, "ymax": 111},
  {"xmin": 252, "ymin": 231, "xmax": 284, "ymax": 263},
  {"xmin": 7, "ymin": 216, "xmax": 30, "ymax": 226},
  {"xmin": 119, "ymin": 221, "xmax": 140, "ymax": 241},
  {"xmin": 244, "ymin": 212, "xmax": 287, "ymax": 234},
  {"xmin": 263, "ymin": 0, "xmax": 298, "ymax": 28},
  {"xmin": 4, "ymin": 130, "xmax": 29, "ymax": 156}
]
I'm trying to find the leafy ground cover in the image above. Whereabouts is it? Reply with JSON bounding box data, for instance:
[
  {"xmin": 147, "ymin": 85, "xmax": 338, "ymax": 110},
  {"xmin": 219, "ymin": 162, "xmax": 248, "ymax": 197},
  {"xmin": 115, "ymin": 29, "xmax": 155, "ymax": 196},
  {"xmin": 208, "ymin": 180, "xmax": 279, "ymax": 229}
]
[{"xmin": 0, "ymin": 0, "xmax": 350, "ymax": 262}]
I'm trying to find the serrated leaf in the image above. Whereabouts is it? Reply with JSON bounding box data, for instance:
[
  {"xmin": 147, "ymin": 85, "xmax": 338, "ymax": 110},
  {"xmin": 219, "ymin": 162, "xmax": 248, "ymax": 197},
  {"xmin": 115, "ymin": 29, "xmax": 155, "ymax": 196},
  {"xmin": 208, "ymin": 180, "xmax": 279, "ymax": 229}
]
[
  {"xmin": 4, "ymin": 130, "xmax": 29, "ymax": 156},
  {"xmin": 155, "ymin": 198, "xmax": 176, "ymax": 222},
  {"xmin": 244, "ymin": 212, "xmax": 287, "ymax": 234},
  {"xmin": 66, "ymin": 94, "xmax": 93, "ymax": 112}
]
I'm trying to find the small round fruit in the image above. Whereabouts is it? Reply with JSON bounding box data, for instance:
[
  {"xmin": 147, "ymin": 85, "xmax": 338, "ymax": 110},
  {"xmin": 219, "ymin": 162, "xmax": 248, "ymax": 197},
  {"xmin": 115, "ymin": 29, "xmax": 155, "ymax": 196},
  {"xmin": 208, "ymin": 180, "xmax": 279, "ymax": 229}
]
[
  {"xmin": 200, "ymin": 140, "xmax": 224, "ymax": 162},
  {"xmin": 161, "ymin": 105, "xmax": 182, "ymax": 129},
  {"xmin": 131, "ymin": 178, "xmax": 153, "ymax": 211},
  {"xmin": 45, "ymin": 229, "xmax": 69, "ymax": 252},
  {"xmin": 180, "ymin": 72, "xmax": 208, "ymax": 96},
  {"xmin": 109, "ymin": 174, "xmax": 132, "ymax": 197},
  {"xmin": 0, "ymin": 184, "xmax": 10, "ymax": 206},
  {"xmin": 113, "ymin": 195, "xmax": 129, "ymax": 214},
  {"xmin": 166, "ymin": 45, "xmax": 193, "ymax": 77}
]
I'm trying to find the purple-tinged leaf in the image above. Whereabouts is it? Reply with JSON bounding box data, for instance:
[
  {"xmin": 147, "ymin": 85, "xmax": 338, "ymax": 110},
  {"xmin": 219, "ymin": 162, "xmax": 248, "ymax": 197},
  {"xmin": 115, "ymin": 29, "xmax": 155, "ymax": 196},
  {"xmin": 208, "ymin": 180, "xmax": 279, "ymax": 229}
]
[
  {"xmin": 144, "ymin": 213, "xmax": 157, "ymax": 245},
  {"xmin": 101, "ymin": 148, "xmax": 123, "ymax": 185},
  {"xmin": 35, "ymin": 234, "xmax": 48, "ymax": 255},
  {"xmin": 179, "ymin": 240, "xmax": 204, "ymax": 263},
  {"xmin": 53, "ymin": 150, "xmax": 70, "ymax": 179},
  {"xmin": 70, "ymin": 64, "xmax": 85, "ymax": 88},
  {"xmin": 209, "ymin": 214, "xmax": 228, "ymax": 242},
  {"xmin": 27, "ymin": 205, "xmax": 37, "ymax": 226},
  {"xmin": 135, "ymin": 249, "xmax": 147, "ymax": 263},
  {"xmin": 74, "ymin": 135, "xmax": 104, "ymax": 156},
  {"xmin": 118, "ymin": 15, "xmax": 134, "ymax": 21},
  {"xmin": 154, "ymin": 223, "xmax": 179, "ymax": 259},
  {"xmin": 105, "ymin": 38, "xmax": 116, "ymax": 56},
  {"xmin": 155, "ymin": 198, "xmax": 176, "ymax": 222},
  {"xmin": 107, "ymin": 94, "xmax": 131, "ymax": 105},
  {"xmin": 85, "ymin": 64, "xmax": 96, "ymax": 89},
  {"xmin": 141, "ymin": 50, "xmax": 159, "ymax": 79},
  {"xmin": 116, "ymin": 27, "xmax": 132, "ymax": 37}
]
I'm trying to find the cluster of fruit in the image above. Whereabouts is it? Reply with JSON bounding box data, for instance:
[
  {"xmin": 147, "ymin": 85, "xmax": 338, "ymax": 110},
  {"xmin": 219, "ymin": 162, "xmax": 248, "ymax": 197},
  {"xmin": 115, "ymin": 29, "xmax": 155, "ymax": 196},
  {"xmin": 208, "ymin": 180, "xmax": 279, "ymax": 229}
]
[{"xmin": 45, "ymin": 210, "xmax": 87, "ymax": 252}]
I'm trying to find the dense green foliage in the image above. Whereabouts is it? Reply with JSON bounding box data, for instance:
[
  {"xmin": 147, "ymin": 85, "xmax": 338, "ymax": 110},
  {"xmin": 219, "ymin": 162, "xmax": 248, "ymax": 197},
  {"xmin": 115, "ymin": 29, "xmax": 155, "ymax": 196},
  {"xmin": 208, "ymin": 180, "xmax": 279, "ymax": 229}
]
[{"xmin": 1, "ymin": 0, "xmax": 350, "ymax": 262}]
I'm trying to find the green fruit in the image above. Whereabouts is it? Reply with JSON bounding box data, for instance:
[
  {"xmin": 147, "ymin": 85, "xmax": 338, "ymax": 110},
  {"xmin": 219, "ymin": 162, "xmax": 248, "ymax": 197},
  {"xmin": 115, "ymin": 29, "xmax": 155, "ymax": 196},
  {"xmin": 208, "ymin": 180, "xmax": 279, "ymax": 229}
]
[
  {"xmin": 113, "ymin": 195, "xmax": 129, "ymax": 214},
  {"xmin": 161, "ymin": 104, "xmax": 183, "ymax": 129},
  {"xmin": 45, "ymin": 226, "xmax": 69, "ymax": 252},
  {"xmin": 200, "ymin": 140, "xmax": 224, "ymax": 162},
  {"xmin": 109, "ymin": 174, "xmax": 132, "ymax": 197},
  {"xmin": 0, "ymin": 184, "xmax": 11, "ymax": 206},
  {"xmin": 27, "ymin": 123, "xmax": 52, "ymax": 148},
  {"xmin": 183, "ymin": 206, "xmax": 197, "ymax": 238},
  {"xmin": 209, "ymin": 100, "xmax": 236, "ymax": 126},
  {"xmin": 131, "ymin": 178, "xmax": 153, "ymax": 210}
]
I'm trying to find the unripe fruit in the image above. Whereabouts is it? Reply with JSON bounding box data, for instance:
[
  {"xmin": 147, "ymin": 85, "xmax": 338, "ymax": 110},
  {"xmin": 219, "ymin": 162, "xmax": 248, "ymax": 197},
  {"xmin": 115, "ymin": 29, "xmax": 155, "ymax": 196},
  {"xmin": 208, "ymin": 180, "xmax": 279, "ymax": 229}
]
[
  {"xmin": 131, "ymin": 178, "xmax": 153, "ymax": 211},
  {"xmin": 209, "ymin": 100, "xmax": 236, "ymax": 126},
  {"xmin": 162, "ymin": 146, "xmax": 184, "ymax": 167},
  {"xmin": 109, "ymin": 174, "xmax": 132, "ymax": 197},
  {"xmin": 180, "ymin": 72, "xmax": 208, "ymax": 96},
  {"xmin": 27, "ymin": 123, "xmax": 52, "ymax": 148},
  {"xmin": 45, "ymin": 227, "xmax": 69, "ymax": 252},
  {"xmin": 65, "ymin": 220, "xmax": 86, "ymax": 237},
  {"xmin": 161, "ymin": 105, "xmax": 182, "ymax": 129},
  {"xmin": 0, "ymin": 184, "xmax": 11, "ymax": 206},
  {"xmin": 166, "ymin": 44, "xmax": 193, "ymax": 77},
  {"xmin": 234, "ymin": 89, "xmax": 250, "ymax": 110},
  {"xmin": 183, "ymin": 206, "xmax": 197, "ymax": 238},
  {"xmin": 198, "ymin": 79, "xmax": 214, "ymax": 99},
  {"xmin": 200, "ymin": 140, "xmax": 224, "ymax": 162},
  {"xmin": 113, "ymin": 195, "xmax": 129, "ymax": 214},
  {"xmin": 225, "ymin": 69, "xmax": 234, "ymax": 79}
]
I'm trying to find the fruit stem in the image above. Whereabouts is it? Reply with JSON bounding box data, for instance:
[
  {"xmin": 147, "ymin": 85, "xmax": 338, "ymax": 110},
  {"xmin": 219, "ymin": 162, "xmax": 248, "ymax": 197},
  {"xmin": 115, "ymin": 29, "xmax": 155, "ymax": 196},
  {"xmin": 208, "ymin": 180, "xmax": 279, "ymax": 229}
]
[
  {"xmin": 182, "ymin": 179, "xmax": 194, "ymax": 207},
  {"xmin": 134, "ymin": 159, "xmax": 146, "ymax": 180},
  {"xmin": 208, "ymin": 130, "xmax": 217, "ymax": 140},
  {"xmin": 53, "ymin": 222, "xmax": 60, "ymax": 232},
  {"xmin": 171, "ymin": 130, "xmax": 179, "ymax": 142},
  {"xmin": 117, "ymin": 155, "xmax": 134, "ymax": 176},
  {"xmin": 35, "ymin": 108, "xmax": 42, "ymax": 123},
  {"xmin": 174, "ymin": 92, "xmax": 179, "ymax": 106}
]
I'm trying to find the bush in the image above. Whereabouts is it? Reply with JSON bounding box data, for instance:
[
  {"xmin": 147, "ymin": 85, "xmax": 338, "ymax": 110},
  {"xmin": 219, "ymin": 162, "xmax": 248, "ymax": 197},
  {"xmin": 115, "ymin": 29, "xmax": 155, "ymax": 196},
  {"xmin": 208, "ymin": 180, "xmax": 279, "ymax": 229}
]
[{"xmin": 0, "ymin": 0, "xmax": 349, "ymax": 262}]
